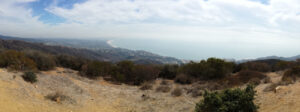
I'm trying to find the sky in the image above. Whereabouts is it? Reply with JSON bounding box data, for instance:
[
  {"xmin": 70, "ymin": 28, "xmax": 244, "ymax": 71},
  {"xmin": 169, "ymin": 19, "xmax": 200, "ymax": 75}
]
[{"xmin": 0, "ymin": 0, "xmax": 300, "ymax": 60}]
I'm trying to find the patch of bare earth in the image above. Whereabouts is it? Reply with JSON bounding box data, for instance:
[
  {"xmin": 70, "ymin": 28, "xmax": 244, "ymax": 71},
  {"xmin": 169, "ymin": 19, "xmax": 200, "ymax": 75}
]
[
  {"xmin": 0, "ymin": 68, "xmax": 199, "ymax": 112},
  {"xmin": 255, "ymin": 72, "xmax": 300, "ymax": 112},
  {"xmin": 2, "ymin": 68, "xmax": 299, "ymax": 112}
]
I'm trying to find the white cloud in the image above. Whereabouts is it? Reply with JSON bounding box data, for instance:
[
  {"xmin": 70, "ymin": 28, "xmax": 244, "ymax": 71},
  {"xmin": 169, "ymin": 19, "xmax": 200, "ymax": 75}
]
[
  {"xmin": 0, "ymin": 0, "xmax": 299, "ymax": 47},
  {"xmin": 0, "ymin": 0, "xmax": 300, "ymax": 59}
]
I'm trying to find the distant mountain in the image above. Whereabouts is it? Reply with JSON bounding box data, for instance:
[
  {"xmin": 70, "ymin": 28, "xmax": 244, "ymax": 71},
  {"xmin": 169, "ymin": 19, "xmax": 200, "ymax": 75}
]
[
  {"xmin": 0, "ymin": 35, "xmax": 113, "ymax": 49},
  {"xmin": 236, "ymin": 55, "xmax": 300, "ymax": 64},
  {"xmin": 0, "ymin": 35, "xmax": 183, "ymax": 64},
  {"xmin": 256, "ymin": 55, "xmax": 300, "ymax": 61}
]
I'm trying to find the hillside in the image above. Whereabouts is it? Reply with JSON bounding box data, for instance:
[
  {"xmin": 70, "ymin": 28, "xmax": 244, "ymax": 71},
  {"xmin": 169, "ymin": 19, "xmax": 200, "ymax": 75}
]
[
  {"xmin": 0, "ymin": 67, "xmax": 300, "ymax": 112},
  {"xmin": 0, "ymin": 35, "xmax": 183, "ymax": 64},
  {"xmin": 0, "ymin": 68, "xmax": 198, "ymax": 112}
]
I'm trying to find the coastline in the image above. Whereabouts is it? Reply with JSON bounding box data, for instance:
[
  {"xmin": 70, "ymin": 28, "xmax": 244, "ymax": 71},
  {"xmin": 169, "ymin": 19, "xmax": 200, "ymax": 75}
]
[{"xmin": 106, "ymin": 40, "xmax": 118, "ymax": 48}]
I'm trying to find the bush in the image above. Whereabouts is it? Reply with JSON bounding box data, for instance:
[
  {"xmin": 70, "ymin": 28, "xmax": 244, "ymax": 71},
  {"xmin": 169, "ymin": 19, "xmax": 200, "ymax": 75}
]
[
  {"xmin": 140, "ymin": 83, "xmax": 153, "ymax": 90},
  {"xmin": 249, "ymin": 78, "xmax": 261, "ymax": 85},
  {"xmin": 171, "ymin": 88, "xmax": 183, "ymax": 97},
  {"xmin": 111, "ymin": 61, "xmax": 135, "ymax": 83},
  {"xmin": 80, "ymin": 61, "xmax": 112, "ymax": 79},
  {"xmin": 262, "ymin": 77, "xmax": 272, "ymax": 84},
  {"xmin": 45, "ymin": 92, "xmax": 75, "ymax": 104},
  {"xmin": 179, "ymin": 58, "xmax": 235, "ymax": 80},
  {"xmin": 282, "ymin": 66, "xmax": 300, "ymax": 82},
  {"xmin": 56, "ymin": 55, "xmax": 88, "ymax": 70},
  {"xmin": 175, "ymin": 74, "xmax": 192, "ymax": 84},
  {"xmin": 195, "ymin": 85, "xmax": 258, "ymax": 112},
  {"xmin": 159, "ymin": 64, "xmax": 179, "ymax": 79},
  {"xmin": 25, "ymin": 51, "xmax": 56, "ymax": 71},
  {"xmin": 190, "ymin": 89, "xmax": 203, "ymax": 98},
  {"xmin": 0, "ymin": 50, "xmax": 37, "ymax": 71},
  {"xmin": 225, "ymin": 70, "xmax": 266, "ymax": 87},
  {"xmin": 239, "ymin": 62, "xmax": 271, "ymax": 72},
  {"xmin": 160, "ymin": 80, "xmax": 169, "ymax": 85},
  {"xmin": 22, "ymin": 72, "xmax": 37, "ymax": 83},
  {"xmin": 132, "ymin": 65, "xmax": 160, "ymax": 85},
  {"xmin": 273, "ymin": 61, "xmax": 293, "ymax": 71},
  {"xmin": 111, "ymin": 61, "xmax": 160, "ymax": 85},
  {"xmin": 156, "ymin": 85, "xmax": 171, "ymax": 93}
]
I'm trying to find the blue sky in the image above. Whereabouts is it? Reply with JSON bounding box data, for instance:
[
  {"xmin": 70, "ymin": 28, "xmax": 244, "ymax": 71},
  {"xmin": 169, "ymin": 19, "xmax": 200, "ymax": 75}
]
[
  {"xmin": 29, "ymin": 0, "xmax": 86, "ymax": 24},
  {"xmin": 0, "ymin": 0, "xmax": 299, "ymax": 59}
]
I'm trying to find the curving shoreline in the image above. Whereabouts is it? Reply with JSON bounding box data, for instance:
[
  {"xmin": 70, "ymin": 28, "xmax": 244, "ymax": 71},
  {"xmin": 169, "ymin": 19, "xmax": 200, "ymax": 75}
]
[{"xmin": 106, "ymin": 40, "xmax": 118, "ymax": 48}]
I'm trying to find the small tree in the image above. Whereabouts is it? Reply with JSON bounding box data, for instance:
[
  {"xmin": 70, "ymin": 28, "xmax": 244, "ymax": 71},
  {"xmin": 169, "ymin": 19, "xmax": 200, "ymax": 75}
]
[
  {"xmin": 179, "ymin": 58, "xmax": 235, "ymax": 80},
  {"xmin": 195, "ymin": 85, "xmax": 258, "ymax": 112},
  {"xmin": 25, "ymin": 51, "xmax": 56, "ymax": 71},
  {"xmin": 159, "ymin": 64, "xmax": 179, "ymax": 79},
  {"xmin": 80, "ymin": 61, "xmax": 112, "ymax": 79},
  {"xmin": 22, "ymin": 72, "xmax": 37, "ymax": 83},
  {"xmin": 56, "ymin": 55, "xmax": 88, "ymax": 70}
]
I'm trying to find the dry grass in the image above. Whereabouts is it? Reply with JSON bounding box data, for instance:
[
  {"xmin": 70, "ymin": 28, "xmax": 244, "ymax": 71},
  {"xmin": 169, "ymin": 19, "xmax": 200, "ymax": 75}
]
[
  {"xmin": 0, "ymin": 68, "xmax": 198, "ymax": 112},
  {"xmin": 139, "ymin": 83, "xmax": 153, "ymax": 90},
  {"xmin": 224, "ymin": 70, "xmax": 266, "ymax": 87},
  {"xmin": 171, "ymin": 88, "xmax": 183, "ymax": 97},
  {"xmin": 45, "ymin": 91, "xmax": 76, "ymax": 104},
  {"xmin": 156, "ymin": 85, "xmax": 171, "ymax": 93},
  {"xmin": 262, "ymin": 77, "xmax": 272, "ymax": 84},
  {"xmin": 160, "ymin": 80, "xmax": 169, "ymax": 85}
]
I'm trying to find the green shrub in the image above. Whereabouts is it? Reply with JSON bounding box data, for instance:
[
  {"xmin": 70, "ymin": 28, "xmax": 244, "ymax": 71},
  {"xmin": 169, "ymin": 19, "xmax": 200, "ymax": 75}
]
[
  {"xmin": 239, "ymin": 62, "xmax": 271, "ymax": 72},
  {"xmin": 175, "ymin": 73, "xmax": 192, "ymax": 84},
  {"xmin": 0, "ymin": 50, "xmax": 37, "ymax": 71},
  {"xmin": 131, "ymin": 65, "xmax": 160, "ymax": 85},
  {"xmin": 56, "ymin": 55, "xmax": 88, "ymax": 70},
  {"xmin": 25, "ymin": 51, "xmax": 56, "ymax": 71},
  {"xmin": 80, "ymin": 61, "xmax": 112, "ymax": 79},
  {"xmin": 159, "ymin": 64, "xmax": 179, "ymax": 79},
  {"xmin": 22, "ymin": 72, "xmax": 37, "ymax": 83},
  {"xmin": 273, "ymin": 61, "xmax": 293, "ymax": 71},
  {"xmin": 110, "ymin": 61, "xmax": 134, "ymax": 84},
  {"xmin": 179, "ymin": 58, "xmax": 235, "ymax": 80},
  {"xmin": 195, "ymin": 85, "xmax": 258, "ymax": 112},
  {"xmin": 111, "ymin": 61, "xmax": 160, "ymax": 85}
]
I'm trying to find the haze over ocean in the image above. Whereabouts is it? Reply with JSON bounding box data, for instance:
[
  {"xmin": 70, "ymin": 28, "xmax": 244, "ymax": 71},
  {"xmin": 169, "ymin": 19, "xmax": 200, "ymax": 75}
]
[{"xmin": 110, "ymin": 38, "xmax": 300, "ymax": 60}]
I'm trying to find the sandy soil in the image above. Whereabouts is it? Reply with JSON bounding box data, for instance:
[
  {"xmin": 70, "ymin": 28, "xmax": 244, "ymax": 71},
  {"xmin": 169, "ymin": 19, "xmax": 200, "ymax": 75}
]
[
  {"xmin": 255, "ymin": 72, "xmax": 300, "ymax": 112},
  {"xmin": 0, "ymin": 68, "xmax": 198, "ymax": 112},
  {"xmin": 0, "ymin": 68, "xmax": 299, "ymax": 112}
]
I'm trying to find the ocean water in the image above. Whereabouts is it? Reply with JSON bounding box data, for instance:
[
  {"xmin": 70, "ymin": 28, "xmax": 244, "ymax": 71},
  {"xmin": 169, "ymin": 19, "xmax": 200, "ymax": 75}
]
[{"xmin": 109, "ymin": 38, "xmax": 300, "ymax": 60}]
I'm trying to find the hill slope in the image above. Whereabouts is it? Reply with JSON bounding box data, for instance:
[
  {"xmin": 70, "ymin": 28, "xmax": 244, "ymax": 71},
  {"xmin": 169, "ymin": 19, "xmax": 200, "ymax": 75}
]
[
  {"xmin": 1, "ymin": 68, "xmax": 300, "ymax": 112},
  {"xmin": 0, "ymin": 35, "xmax": 183, "ymax": 64},
  {"xmin": 0, "ymin": 68, "xmax": 198, "ymax": 112}
]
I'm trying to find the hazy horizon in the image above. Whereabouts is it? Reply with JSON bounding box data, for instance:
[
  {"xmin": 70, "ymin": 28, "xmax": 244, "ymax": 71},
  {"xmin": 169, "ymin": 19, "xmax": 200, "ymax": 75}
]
[{"xmin": 0, "ymin": 0, "xmax": 300, "ymax": 60}]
